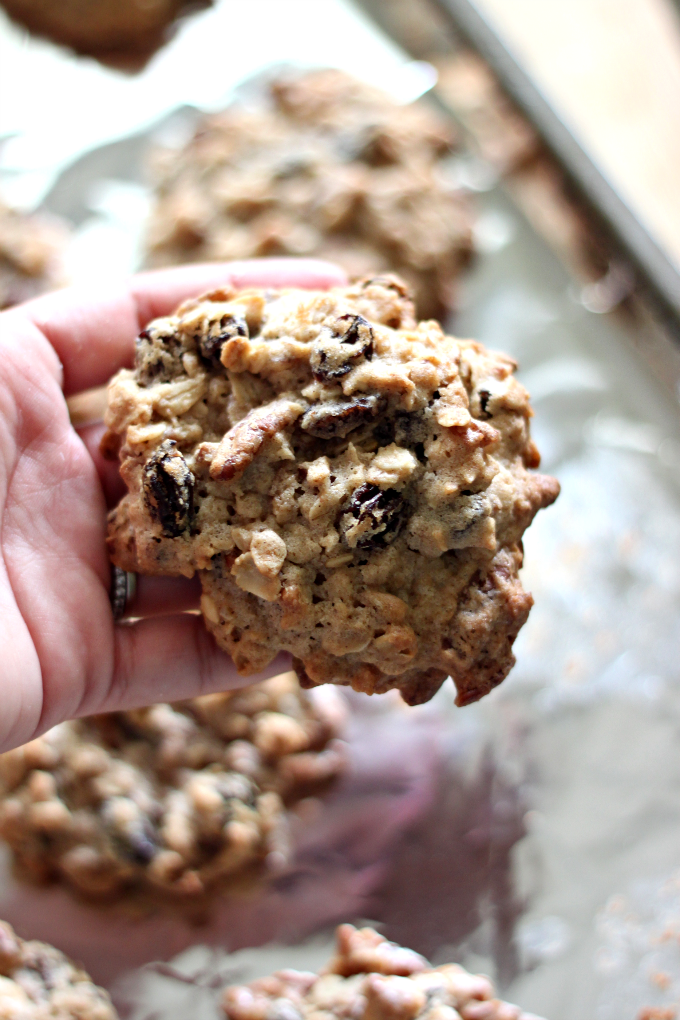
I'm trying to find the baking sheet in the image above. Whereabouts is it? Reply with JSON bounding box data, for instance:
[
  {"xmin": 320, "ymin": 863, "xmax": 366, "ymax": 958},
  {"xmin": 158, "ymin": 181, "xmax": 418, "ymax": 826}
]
[{"xmin": 2, "ymin": 3, "xmax": 680, "ymax": 1018}]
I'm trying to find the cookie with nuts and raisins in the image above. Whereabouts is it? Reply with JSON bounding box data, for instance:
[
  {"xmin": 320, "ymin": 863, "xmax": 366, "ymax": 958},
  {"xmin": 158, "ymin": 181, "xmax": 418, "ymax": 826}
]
[
  {"xmin": 0, "ymin": 674, "xmax": 346, "ymax": 904},
  {"xmin": 103, "ymin": 275, "xmax": 559, "ymax": 707},
  {"xmin": 0, "ymin": 919, "xmax": 117, "ymax": 1020},
  {"xmin": 144, "ymin": 68, "xmax": 473, "ymax": 320},
  {"xmin": 221, "ymin": 923, "xmax": 543, "ymax": 1020}
]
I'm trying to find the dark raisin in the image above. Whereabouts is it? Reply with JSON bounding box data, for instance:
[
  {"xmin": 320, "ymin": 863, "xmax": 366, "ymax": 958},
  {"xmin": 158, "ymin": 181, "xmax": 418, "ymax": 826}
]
[
  {"xmin": 143, "ymin": 440, "xmax": 194, "ymax": 538},
  {"xmin": 123, "ymin": 829, "xmax": 158, "ymax": 865},
  {"xmin": 341, "ymin": 483, "xmax": 406, "ymax": 550},
  {"xmin": 198, "ymin": 313, "xmax": 248, "ymax": 367},
  {"xmin": 310, "ymin": 314, "xmax": 373, "ymax": 381},
  {"xmin": 478, "ymin": 389, "xmax": 492, "ymax": 419},
  {"xmin": 135, "ymin": 327, "xmax": 183, "ymax": 386},
  {"xmin": 355, "ymin": 123, "xmax": 400, "ymax": 166},
  {"xmin": 300, "ymin": 394, "xmax": 386, "ymax": 439},
  {"xmin": 372, "ymin": 418, "xmax": 395, "ymax": 447}
]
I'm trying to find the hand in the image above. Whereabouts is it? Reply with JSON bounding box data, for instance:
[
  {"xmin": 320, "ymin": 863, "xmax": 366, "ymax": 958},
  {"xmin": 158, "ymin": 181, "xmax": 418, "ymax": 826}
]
[{"xmin": 0, "ymin": 258, "xmax": 347, "ymax": 753}]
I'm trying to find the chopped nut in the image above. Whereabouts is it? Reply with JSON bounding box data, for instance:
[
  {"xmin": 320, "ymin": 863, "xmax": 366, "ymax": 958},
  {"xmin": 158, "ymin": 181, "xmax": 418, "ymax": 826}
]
[
  {"xmin": 251, "ymin": 530, "xmax": 287, "ymax": 578},
  {"xmin": 210, "ymin": 399, "xmax": 304, "ymax": 481},
  {"xmin": 231, "ymin": 552, "xmax": 281, "ymax": 601}
]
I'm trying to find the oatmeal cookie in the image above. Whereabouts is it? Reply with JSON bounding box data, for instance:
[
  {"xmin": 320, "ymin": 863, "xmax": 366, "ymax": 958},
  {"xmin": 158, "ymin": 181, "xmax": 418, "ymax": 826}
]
[
  {"xmin": 0, "ymin": 920, "xmax": 116, "ymax": 1020},
  {"xmin": 0, "ymin": 0, "xmax": 210, "ymax": 66},
  {"xmin": 0, "ymin": 673, "xmax": 346, "ymax": 901},
  {"xmin": 103, "ymin": 276, "xmax": 559, "ymax": 707},
  {"xmin": 221, "ymin": 923, "xmax": 543, "ymax": 1020},
  {"xmin": 144, "ymin": 68, "xmax": 473, "ymax": 320},
  {"xmin": 0, "ymin": 201, "xmax": 67, "ymax": 310}
]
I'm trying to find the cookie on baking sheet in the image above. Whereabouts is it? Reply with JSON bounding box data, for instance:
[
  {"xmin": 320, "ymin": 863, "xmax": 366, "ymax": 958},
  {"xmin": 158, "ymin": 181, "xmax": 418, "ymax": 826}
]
[
  {"xmin": 221, "ymin": 923, "xmax": 543, "ymax": 1020},
  {"xmin": 144, "ymin": 68, "xmax": 473, "ymax": 320},
  {"xmin": 0, "ymin": 0, "xmax": 210, "ymax": 66},
  {"xmin": 0, "ymin": 674, "xmax": 346, "ymax": 902},
  {"xmin": 102, "ymin": 276, "xmax": 559, "ymax": 707},
  {"xmin": 0, "ymin": 919, "xmax": 116, "ymax": 1020},
  {"xmin": 0, "ymin": 201, "xmax": 68, "ymax": 310}
]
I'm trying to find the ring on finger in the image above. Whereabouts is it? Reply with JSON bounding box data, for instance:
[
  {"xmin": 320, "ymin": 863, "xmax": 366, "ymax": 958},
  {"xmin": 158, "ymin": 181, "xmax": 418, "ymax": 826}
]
[{"xmin": 110, "ymin": 566, "xmax": 138, "ymax": 621}]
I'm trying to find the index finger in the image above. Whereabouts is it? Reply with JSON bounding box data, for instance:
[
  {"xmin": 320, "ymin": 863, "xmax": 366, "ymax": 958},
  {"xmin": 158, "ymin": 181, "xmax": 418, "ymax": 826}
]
[{"xmin": 12, "ymin": 258, "xmax": 347, "ymax": 396}]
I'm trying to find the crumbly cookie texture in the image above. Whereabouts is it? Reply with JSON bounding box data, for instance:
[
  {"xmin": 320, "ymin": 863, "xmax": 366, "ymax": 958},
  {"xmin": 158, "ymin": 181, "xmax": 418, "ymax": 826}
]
[
  {"xmin": 0, "ymin": 0, "xmax": 210, "ymax": 66},
  {"xmin": 0, "ymin": 674, "xmax": 346, "ymax": 902},
  {"xmin": 144, "ymin": 68, "xmax": 473, "ymax": 320},
  {"xmin": 0, "ymin": 920, "xmax": 116, "ymax": 1020},
  {"xmin": 221, "ymin": 923, "xmax": 544, "ymax": 1020},
  {"xmin": 0, "ymin": 201, "xmax": 67, "ymax": 310},
  {"xmin": 103, "ymin": 277, "xmax": 558, "ymax": 707}
]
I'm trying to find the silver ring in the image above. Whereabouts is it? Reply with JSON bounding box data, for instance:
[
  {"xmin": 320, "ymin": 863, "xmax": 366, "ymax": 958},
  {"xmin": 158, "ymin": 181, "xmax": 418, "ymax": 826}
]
[{"xmin": 110, "ymin": 567, "xmax": 137, "ymax": 621}]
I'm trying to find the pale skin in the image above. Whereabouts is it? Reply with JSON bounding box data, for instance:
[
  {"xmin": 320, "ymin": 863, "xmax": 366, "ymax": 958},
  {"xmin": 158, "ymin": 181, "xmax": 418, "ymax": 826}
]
[{"xmin": 0, "ymin": 258, "xmax": 347, "ymax": 754}]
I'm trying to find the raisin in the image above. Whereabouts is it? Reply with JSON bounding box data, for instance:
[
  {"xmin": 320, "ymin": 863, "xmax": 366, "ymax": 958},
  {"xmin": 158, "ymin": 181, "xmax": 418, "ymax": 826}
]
[
  {"xmin": 198, "ymin": 313, "xmax": 248, "ymax": 367},
  {"xmin": 143, "ymin": 440, "xmax": 194, "ymax": 538},
  {"xmin": 478, "ymin": 389, "xmax": 492, "ymax": 419},
  {"xmin": 341, "ymin": 483, "xmax": 406, "ymax": 550},
  {"xmin": 310, "ymin": 314, "xmax": 373, "ymax": 381},
  {"xmin": 123, "ymin": 828, "xmax": 158, "ymax": 866},
  {"xmin": 355, "ymin": 123, "xmax": 400, "ymax": 166},
  {"xmin": 135, "ymin": 327, "xmax": 183, "ymax": 386},
  {"xmin": 300, "ymin": 394, "xmax": 386, "ymax": 439}
]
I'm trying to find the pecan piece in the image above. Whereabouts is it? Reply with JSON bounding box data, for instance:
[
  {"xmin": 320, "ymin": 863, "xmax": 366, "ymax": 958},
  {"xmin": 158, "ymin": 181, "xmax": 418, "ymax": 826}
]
[
  {"xmin": 341, "ymin": 483, "xmax": 406, "ymax": 550},
  {"xmin": 143, "ymin": 440, "xmax": 194, "ymax": 537},
  {"xmin": 209, "ymin": 399, "xmax": 304, "ymax": 481},
  {"xmin": 300, "ymin": 394, "xmax": 386, "ymax": 439},
  {"xmin": 310, "ymin": 314, "xmax": 373, "ymax": 381},
  {"xmin": 197, "ymin": 312, "xmax": 248, "ymax": 367}
]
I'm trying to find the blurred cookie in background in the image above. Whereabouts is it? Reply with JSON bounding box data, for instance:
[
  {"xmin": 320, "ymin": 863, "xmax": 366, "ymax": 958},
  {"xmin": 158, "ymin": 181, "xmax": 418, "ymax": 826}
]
[
  {"xmin": 0, "ymin": 918, "xmax": 117, "ymax": 1020},
  {"xmin": 0, "ymin": 200, "xmax": 69, "ymax": 310},
  {"xmin": 0, "ymin": 0, "xmax": 212, "ymax": 68},
  {"xmin": 144, "ymin": 68, "xmax": 475, "ymax": 321},
  {"xmin": 0, "ymin": 673, "xmax": 346, "ymax": 910}
]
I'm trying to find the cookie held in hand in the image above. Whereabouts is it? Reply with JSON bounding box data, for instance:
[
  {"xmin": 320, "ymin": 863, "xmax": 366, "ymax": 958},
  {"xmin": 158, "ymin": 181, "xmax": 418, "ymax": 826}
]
[{"xmin": 103, "ymin": 276, "xmax": 559, "ymax": 706}]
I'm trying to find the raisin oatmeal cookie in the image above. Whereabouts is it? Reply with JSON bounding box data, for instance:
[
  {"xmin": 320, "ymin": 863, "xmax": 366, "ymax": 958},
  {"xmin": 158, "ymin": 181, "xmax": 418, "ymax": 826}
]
[
  {"xmin": 0, "ymin": 0, "xmax": 210, "ymax": 66},
  {"xmin": 221, "ymin": 923, "xmax": 544, "ymax": 1020},
  {"xmin": 0, "ymin": 674, "xmax": 346, "ymax": 902},
  {"xmin": 0, "ymin": 201, "xmax": 67, "ymax": 310},
  {"xmin": 0, "ymin": 920, "xmax": 116, "ymax": 1020},
  {"xmin": 144, "ymin": 68, "xmax": 473, "ymax": 319},
  {"xmin": 103, "ymin": 276, "xmax": 558, "ymax": 707}
]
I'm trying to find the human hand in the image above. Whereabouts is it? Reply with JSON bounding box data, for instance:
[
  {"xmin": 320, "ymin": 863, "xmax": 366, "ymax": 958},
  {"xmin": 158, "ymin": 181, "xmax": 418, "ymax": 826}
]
[{"xmin": 0, "ymin": 258, "xmax": 347, "ymax": 753}]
